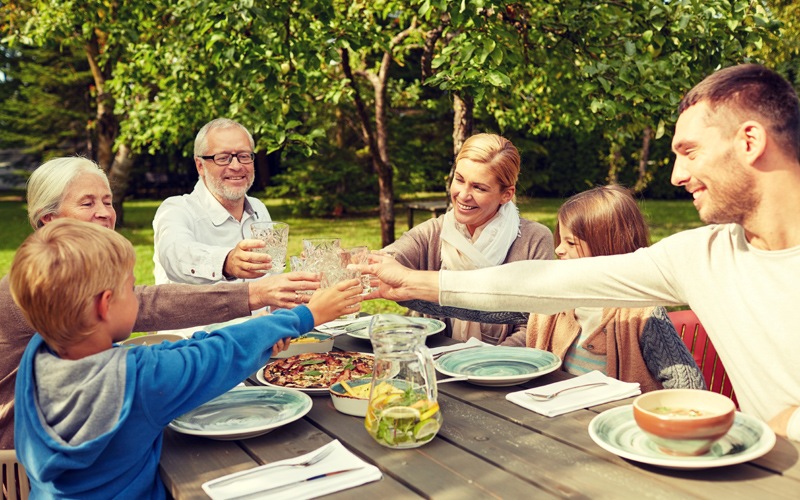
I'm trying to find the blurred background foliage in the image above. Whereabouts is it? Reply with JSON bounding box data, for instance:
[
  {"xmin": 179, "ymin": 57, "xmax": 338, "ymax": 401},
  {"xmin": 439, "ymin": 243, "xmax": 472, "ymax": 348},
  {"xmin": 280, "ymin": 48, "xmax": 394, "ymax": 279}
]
[{"xmin": 0, "ymin": 0, "xmax": 796, "ymax": 232}]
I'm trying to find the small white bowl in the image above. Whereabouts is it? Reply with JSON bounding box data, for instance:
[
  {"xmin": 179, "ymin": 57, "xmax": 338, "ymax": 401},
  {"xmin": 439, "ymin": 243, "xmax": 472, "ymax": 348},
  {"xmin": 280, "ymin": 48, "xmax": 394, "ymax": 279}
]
[
  {"xmin": 118, "ymin": 333, "xmax": 186, "ymax": 346},
  {"xmin": 329, "ymin": 378, "xmax": 371, "ymax": 417},
  {"xmin": 273, "ymin": 332, "xmax": 335, "ymax": 358}
]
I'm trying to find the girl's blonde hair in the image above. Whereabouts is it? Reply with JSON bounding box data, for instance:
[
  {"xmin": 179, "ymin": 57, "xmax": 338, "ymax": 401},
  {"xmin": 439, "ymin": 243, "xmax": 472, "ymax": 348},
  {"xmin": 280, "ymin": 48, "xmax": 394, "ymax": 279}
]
[
  {"xmin": 555, "ymin": 185, "xmax": 650, "ymax": 257},
  {"xmin": 27, "ymin": 157, "xmax": 109, "ymax": 229},
  {"xmin": 455, "ymin": 133, "xmax": 520, "ymax": 192},
  {"xmin": 9, "ymin": 219, "xmax": 136, "ymax": 354}
]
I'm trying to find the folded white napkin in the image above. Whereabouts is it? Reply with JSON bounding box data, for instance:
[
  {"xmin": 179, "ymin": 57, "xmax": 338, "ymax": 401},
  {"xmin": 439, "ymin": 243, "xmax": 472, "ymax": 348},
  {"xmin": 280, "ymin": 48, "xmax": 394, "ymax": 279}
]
[
  {"xmin": 429, "ymin": 337, "xmax": 491, "ymax": 357},
  {"xmin": 506, "ymin": 370, "xmax": 641, "ymax": 417},
  {"xmin": 202, "ymin": 440, "xmax": 382, "ymax": 500}
]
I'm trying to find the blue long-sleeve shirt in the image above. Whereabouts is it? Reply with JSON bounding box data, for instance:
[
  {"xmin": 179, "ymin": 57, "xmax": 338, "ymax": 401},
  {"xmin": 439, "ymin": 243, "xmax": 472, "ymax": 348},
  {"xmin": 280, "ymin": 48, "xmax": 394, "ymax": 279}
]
[{"xmin": 15, "ymin": 306, "xmax": 312, "ymax": 499}]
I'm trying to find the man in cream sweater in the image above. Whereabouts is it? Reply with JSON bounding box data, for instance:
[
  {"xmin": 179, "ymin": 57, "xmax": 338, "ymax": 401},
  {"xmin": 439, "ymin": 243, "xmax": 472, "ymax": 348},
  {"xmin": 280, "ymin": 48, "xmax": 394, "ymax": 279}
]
[{"xmin": 364, "ymin": 64, "xmax": 800, "ymax": 441}]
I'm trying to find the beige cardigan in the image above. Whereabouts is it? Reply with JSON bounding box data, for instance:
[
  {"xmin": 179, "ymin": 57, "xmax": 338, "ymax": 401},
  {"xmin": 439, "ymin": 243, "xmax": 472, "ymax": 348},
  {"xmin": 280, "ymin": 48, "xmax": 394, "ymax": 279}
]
[
  {"xmin": 523, "ymin": 308, "xmax": 663, "ymax": 392},
  {"xmin": 386, "ymin": 214, "xmax": 554, "ymax": 343}
]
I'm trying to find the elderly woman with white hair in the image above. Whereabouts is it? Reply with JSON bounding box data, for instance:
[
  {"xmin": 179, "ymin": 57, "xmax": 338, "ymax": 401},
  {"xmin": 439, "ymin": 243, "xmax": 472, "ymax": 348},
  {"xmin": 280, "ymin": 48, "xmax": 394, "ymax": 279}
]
[{"xmin": 0, "ymin": 156, "xmax": 320, "ymax": 450}]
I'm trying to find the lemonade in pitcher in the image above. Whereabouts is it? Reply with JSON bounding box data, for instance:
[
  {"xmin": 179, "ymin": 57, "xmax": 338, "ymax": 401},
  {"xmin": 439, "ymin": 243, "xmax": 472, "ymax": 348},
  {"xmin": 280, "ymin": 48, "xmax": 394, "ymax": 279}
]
[{"xmin": 364, "ymin": 315, "xmax": 441, "ymax": 449}]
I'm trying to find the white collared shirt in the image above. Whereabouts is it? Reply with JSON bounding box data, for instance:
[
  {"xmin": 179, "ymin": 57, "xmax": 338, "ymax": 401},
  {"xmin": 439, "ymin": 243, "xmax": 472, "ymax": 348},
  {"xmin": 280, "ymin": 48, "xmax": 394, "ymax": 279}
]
[{"xmin": 153, "ymin": 179, "xmax": 270, "ymax": 285}]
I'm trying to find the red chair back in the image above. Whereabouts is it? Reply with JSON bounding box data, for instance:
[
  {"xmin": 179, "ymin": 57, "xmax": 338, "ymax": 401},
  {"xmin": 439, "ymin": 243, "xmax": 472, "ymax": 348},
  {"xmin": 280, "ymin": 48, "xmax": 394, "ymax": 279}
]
[{"xmin": 667, "ymin": 309, "xmax": 738, "ymax": 407}]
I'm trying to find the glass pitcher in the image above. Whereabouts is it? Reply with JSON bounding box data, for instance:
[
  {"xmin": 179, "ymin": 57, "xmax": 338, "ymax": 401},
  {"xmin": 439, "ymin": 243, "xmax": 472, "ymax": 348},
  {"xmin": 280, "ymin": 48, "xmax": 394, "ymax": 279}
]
[{"xmin": 365, "ymin": 314, "xmax": 441, "ymax": 449}]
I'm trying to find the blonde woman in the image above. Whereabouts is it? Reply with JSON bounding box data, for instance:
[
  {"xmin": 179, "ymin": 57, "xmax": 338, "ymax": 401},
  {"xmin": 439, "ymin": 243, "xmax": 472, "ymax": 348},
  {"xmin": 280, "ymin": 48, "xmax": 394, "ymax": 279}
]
[{"xmin": 385, "ymin": 133, "xmax": 553, "ymax": 344}]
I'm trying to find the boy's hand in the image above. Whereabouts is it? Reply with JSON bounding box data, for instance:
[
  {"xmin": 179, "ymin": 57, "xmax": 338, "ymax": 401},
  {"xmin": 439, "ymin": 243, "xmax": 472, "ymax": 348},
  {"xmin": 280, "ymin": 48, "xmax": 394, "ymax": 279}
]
[
  {"xmin": 307, "ymin": 278, "xmax": 363, "ymax": 326},
  {"xmin": 271, "ymin": 337, "xmax": 293, "ymax": 357}
]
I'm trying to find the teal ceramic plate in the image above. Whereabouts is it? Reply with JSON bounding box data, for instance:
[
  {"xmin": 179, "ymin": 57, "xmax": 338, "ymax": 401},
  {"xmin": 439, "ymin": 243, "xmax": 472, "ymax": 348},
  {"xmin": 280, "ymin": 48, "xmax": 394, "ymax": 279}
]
[
  {"xmin": 434, "ymin": 347, "xmax": 561, "ymax": 387},
  {"xmin": 345, "ymin": 317, "xmax": 446, "ymax": 340},
  {"xmin": 588, "ymin": 405, "xmax": 776, "ymax": 469},
  {"xmin": 168, "ymin": 387, "xmax": 312, "ymax": 440}
]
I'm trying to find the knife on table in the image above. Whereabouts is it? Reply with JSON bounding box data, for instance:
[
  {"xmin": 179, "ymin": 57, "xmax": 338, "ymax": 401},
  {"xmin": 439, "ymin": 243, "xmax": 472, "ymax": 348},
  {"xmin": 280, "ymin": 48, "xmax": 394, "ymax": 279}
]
[{"xmin": 229, "ymin": 467, "xmax": 364, "ymax": 499}]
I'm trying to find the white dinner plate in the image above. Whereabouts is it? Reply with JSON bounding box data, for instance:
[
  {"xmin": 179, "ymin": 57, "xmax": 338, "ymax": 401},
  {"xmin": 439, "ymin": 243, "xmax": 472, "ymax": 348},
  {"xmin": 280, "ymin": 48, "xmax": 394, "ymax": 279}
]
[
  {"xmin": 256, "ymin": 352, "xmax": 374, "ymax": 395},
  {"xmin": 168, "ymin": 386, "xmax": 312, "ymax": 440},
  {"xmin": 344, "ymin": 317, "xmax": 446, "ymax": 340},
  {"xmin": 434, "ymin": 346, "xmax": 561, "ymax": 387},
  {"xmin": 588, "ymin": 405, "xmax": 776, "ymax": 469}
]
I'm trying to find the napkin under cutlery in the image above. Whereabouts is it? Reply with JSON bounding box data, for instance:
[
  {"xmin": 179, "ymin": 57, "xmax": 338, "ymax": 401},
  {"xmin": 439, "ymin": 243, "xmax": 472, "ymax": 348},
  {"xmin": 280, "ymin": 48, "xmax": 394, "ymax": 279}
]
[
  {"xmin": 429, "ymin": 337, "xmax": 492, "ymax": 358},
  {"xmin": 201, "ymin": 440, "xmax": 382, "ymax": 500},
  {"xmin": 506, "ymin": 370, "xmax": 641, "ymax": 417}
]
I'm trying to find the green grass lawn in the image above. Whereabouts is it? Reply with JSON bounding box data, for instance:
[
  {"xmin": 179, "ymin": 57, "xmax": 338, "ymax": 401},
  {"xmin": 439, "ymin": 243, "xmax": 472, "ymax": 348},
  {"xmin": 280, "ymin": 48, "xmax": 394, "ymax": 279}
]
[{"xmin": 0, "ymin": 192, "xmax": 703, "ymax": 317}]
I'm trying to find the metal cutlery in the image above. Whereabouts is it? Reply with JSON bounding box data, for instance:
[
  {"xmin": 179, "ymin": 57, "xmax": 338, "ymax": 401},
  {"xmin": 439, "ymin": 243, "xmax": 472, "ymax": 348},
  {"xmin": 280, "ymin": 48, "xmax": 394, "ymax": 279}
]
[
  {"xmin": 431, "ymin": 344, "xmax": 483, "ymax": 360},
  {"xmin": 230, "ymin": 467, "xmax": 363, "ymax": 499},
  {"xmin": 265, "ymin": 444, "xmax": 335, "ymax": 470},
  {"xmin": 525, "ymin": 382, "xmax": 609, "ymax": 401},
  {"xmin": 208, "ymin": 444, "xmax": 336, "ymax": 489},
  {"xmin": 436, "ymin": 376, "xmax": 469, "ymax": 384}
]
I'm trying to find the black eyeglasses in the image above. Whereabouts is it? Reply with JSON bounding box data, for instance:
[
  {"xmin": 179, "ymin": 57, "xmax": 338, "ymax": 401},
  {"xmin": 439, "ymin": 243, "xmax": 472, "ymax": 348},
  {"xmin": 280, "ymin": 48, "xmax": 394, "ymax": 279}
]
[{"xmin": 199, "ymin": 152, "xmax": 255, "ymax": 166}]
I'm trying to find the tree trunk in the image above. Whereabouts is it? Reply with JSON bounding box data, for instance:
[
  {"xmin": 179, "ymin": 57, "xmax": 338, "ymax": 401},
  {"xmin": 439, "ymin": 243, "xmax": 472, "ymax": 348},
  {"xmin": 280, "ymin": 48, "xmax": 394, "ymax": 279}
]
[
  {"xmin": 107, "ymin": 143, "xmax": 135, "ymax": 227},
  {"xmin": 372, "ymin": 48, "xmax": 395, "ymax": 247},
  {"xmin": 253, "ymin": 150, "xmax": 270, "ymax": 191},
  {"xmin": 340, "ymin": 19, "xmax": 417, "ymax": 246},
  {"xmin": 85, "ymin": 34, "xmax": 126, "ymax": 223},
  {"xmin": 633, "ymin": 126, "xmax": 653, "ymax": 193},
  {"xmin": 447, "ymin": 92, "xmax": 474, "ymax": 203},
  {"xmin": 341, "ymin": 49, "xmax": 394, "ymax": 245},
  {"xmin": 606, "ymin": 139, "xmax": 623, "ymax": 185}
]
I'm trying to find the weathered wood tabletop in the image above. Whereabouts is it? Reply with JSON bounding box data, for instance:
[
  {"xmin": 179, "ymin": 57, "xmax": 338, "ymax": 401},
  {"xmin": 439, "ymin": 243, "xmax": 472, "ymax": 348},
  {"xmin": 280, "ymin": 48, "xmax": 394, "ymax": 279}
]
[{"xmin": 159, "ymin": 333, "xmax": 800, "ymax": 499}]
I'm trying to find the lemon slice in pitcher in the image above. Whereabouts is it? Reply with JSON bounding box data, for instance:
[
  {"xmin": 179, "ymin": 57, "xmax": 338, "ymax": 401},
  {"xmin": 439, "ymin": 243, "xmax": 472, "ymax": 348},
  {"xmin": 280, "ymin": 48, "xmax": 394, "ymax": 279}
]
[
  {"xmin": 380, "ymin": 406, "xmax": 421, "ymax": 421},
  {"xmin": 413, "ymin": 419, "xmax": 440, "ymax": 440}
]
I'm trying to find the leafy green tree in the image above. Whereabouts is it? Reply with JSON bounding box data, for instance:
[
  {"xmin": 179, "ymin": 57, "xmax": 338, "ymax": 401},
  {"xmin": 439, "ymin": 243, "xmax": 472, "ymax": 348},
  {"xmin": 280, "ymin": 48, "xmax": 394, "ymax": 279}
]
[
  {"xmin": 418, "ymin": 0, "xmax": 778, "ymax": 191},
  {"xmin": 2, "ymin": 0, "xmax": 145, "ymax": 223},
  {"xmin": 0, "ymin": 43, "xmax": 92, "ymax": 156},
  {"xmin": 759, "ymin": 1, "xmax": 800, "ymax": 87},
  {"xmin": 104, "ymin": 0, "xmax": 430, "ymax": 246}
]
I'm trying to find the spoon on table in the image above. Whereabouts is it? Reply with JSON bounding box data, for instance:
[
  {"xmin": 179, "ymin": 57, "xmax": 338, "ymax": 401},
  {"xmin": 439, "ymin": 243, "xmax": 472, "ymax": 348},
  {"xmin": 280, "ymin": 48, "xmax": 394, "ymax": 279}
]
[{"xmin": 525, "ymin": 382, "xmax": 609, "ymax": 401}]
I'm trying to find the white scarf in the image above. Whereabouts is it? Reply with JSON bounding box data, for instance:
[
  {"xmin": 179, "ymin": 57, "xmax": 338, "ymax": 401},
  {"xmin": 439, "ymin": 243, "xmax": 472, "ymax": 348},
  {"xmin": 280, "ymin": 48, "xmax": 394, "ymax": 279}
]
[
  {"xmin": 440, "ymin": 202, "xmax": 520, "ymax": 342},
  {"xmin": 440, "ymin": 201, "xmax": 520, "ymax": 271}
]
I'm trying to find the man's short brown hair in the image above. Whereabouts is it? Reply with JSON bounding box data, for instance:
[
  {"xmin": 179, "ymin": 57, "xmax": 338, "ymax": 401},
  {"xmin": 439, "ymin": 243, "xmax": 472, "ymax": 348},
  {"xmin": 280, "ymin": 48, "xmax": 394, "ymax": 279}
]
[{"xmin": 679, "ymin": 64, "xmax": 800, "ymax": 160}]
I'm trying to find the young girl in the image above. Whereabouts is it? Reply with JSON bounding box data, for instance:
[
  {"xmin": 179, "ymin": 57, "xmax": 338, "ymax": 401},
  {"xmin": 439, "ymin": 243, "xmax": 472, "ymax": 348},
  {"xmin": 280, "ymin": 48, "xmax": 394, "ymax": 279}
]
[{"xmin": 501, "ymin": 185, "xmax": 705, "ymax": 392}]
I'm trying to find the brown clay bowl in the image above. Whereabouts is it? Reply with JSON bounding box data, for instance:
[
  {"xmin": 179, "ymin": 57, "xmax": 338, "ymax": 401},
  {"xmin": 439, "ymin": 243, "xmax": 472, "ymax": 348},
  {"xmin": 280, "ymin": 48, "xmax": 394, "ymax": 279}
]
[{"xmin": 632, "ymin": 389, "xmax": 736, "ymax": 456}]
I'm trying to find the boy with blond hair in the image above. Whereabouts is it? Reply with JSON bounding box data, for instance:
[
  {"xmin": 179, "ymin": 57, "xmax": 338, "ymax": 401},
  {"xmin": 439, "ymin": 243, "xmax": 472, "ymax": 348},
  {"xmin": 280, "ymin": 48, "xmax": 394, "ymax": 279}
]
[{"xmin": 10, "ymin": 219, "xmax": 362, "ymax": 498}]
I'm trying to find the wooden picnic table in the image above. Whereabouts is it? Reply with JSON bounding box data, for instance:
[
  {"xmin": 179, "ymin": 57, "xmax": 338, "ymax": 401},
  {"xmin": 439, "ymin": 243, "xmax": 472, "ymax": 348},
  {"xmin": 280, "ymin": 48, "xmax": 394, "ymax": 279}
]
[
  {"xmin": 159, "ymin": 334, "xmax": 800, "ymax": 499},
  {"xmin": 404, "ymin": 200, "xmax": 448, "ymax": 229}
]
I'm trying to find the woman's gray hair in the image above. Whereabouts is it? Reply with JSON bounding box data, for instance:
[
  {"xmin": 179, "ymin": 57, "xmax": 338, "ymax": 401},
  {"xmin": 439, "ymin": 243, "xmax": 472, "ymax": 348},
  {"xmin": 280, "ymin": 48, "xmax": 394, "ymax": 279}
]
[
  {"xmin": 193, "ymin": 118, "xmax": 255, "ymax": 157},
  {"xmin": 27, "ymin": 157, "xmax": 109, "ymax": 229}
]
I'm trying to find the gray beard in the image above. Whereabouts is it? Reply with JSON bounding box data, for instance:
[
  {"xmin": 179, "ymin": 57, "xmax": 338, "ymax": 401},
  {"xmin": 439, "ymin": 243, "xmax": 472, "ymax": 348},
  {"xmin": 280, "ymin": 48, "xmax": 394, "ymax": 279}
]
[{"xmin": 206, "ymin": 176, "xmax": 253, "ymax": 202}]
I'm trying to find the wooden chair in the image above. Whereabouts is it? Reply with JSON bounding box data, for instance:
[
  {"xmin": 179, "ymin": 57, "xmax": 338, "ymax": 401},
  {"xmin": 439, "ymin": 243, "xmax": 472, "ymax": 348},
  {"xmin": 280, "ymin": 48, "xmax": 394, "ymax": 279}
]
[
  {"xmin": 668, "ymin": 309, "xmax": 738, "ymax": 407},
  {"xmin": 0, "ymin": 449, "xmax": 30, "ymax": 500}
]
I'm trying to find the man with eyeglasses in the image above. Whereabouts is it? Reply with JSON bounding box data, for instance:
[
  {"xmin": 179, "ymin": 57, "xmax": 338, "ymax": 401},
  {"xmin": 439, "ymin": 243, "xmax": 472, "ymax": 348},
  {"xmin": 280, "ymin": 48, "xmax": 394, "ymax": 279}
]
[{"xmin": 153, "ymin": 118, "xmax": 310, "ymax": 297}]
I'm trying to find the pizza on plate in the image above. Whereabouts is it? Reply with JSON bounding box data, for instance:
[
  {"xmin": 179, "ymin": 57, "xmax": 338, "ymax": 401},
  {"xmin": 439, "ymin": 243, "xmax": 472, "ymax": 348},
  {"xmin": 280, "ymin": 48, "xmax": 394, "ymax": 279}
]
[{"xmin": 263, "ymin": 351, "xmax": 373, "ymax": 389}]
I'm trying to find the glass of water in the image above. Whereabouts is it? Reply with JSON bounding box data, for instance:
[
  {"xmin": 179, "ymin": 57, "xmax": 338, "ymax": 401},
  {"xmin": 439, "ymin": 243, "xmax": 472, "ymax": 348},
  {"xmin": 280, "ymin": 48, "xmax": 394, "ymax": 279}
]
[{"xmin": 250, "ymin": 221, "xmax": 290, "ymax": 275}]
